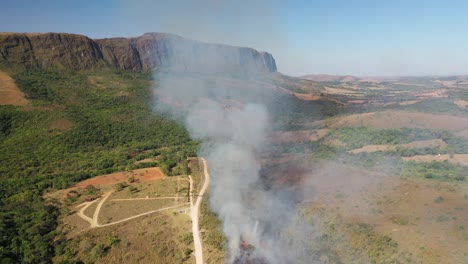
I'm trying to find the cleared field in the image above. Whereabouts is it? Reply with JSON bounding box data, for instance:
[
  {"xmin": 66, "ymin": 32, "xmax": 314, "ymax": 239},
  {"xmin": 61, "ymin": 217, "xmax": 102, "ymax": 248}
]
[
  {"xmin": 293, "ymin": 93, "xmax": 321, "ymax": 101},
  {"xmin": 271, "ymin": 129, "xmax": 330, "ymax": 143},
  {"xmin": 53, "ymin": 160, "xmax": 206, "ymax": 264},
  {"xmin": 99, "ymin": 199, "xmax": 187, "ymax": 224},
  {"xmin": 0, "ymin": 70, "xmax": 28, "ymax": 105},
  {"xmin": 308, "ymin": 110, "xmax": 468, "ymax": 132},
  {"xmin": 324, "ymin": 86, "xmax": 363, "ymax": 95},
  {"xmin": 402, "ymin": 154, "xmax": 468, "ymax": 166},
  {"xmin": 349, "ymin": 139, "xmax": 448, "ymax": 154},
  {"xmin": 48, "ymin": 118, "xmax": 74, "ymax": 131},
  {"xmin": 56, "ymin": 210, "xmax": 195, "ymax": 264},
  {"xmin": 454, "ymin": 100, "xmax": 468, "ymax": 109},
  {"xmin": 72, "ymin": 167, "xmax": 165, "ymax": 189},
  {"xmin": 399, "ymin": 99, "xmax": 422, "ymax": 105}
]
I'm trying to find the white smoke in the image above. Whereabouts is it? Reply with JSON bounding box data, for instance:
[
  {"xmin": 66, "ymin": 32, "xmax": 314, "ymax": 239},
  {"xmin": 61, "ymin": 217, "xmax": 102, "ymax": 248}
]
[{"xmin": 153, "ymin": 70, "xmax": 309, "ymax": 263}]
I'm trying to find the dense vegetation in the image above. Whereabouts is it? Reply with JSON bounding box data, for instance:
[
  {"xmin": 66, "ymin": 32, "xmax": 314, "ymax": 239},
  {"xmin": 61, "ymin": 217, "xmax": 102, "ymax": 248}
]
[{"xmin": 0, "ymin": 69, "xmax": 197, "ymax": 263}]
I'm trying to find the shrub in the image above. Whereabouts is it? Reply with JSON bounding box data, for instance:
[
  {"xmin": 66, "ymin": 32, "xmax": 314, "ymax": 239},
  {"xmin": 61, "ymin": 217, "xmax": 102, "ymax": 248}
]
[
  {"xmin": 434, "ymin": 196, "xmax": 445, "ymax": 203},
  {"xmin": 114, "ymin": 182, "xmax": 127, "ymax": 191},
  {"xmin": 127, "ymin": 175, "xmax": 135, "ymax": 183}
]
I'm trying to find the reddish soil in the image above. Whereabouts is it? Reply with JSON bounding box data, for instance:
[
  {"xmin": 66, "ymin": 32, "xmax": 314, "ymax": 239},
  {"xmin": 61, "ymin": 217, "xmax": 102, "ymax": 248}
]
[{"xmin": 71, "ymin": 167, "xmax": 165, "ymax": 190}]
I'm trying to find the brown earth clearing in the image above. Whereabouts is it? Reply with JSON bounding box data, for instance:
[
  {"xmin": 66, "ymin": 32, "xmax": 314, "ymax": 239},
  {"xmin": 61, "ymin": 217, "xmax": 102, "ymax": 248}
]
[
  {"xmin": 307, "ymin": 110, "xmax": 468, "ymax": 132},
  {"xmin": 293, "ymin": 93, "xmax": 322, "ymax": 101},
  {"xmin": 349, "ymin": 139, "xmax": 448, "ymax": 154},
  {"xmin": 72, "ymin": 167, "xmax": 164, "ymax": 189},
  {"xmin": 50, "ymin": 159, "xmax": 221, "ymax": 264},
  {"xmin": 402, "ymin": 154, "xmax": 468, "ymax": 166},
  {"xmin": 454, "ymin": 100, "xmax": 468, "ymax": 109},
  {"xmin": 48, "ymin": 118, "xmax": 74, "ymax": 131},
  {"xmin": 0, "ymin": 70, "xmax": 28, "ymax": 105},
  {"xmin": 271, "ymin": 129, "xmax": 330, "ymax": 143}
]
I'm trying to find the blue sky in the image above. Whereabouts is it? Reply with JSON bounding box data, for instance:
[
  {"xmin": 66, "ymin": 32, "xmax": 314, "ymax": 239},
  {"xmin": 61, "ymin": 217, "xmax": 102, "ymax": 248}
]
[{"xmin": 2, "ymin": 0, "xmax": 468, "ymax": 76}]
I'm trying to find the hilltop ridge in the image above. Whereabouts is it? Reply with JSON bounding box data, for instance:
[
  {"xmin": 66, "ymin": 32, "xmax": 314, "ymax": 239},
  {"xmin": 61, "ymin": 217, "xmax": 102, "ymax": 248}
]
[{"xmin": 0, "ymin": 32, "xmax": 277, "ymax": 73}]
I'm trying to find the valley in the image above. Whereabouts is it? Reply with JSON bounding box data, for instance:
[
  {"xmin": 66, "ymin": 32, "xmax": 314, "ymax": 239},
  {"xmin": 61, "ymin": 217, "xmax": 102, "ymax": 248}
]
[{"xmin": 0, "ymin": 32, "xmax": 466, "ymax": 264}]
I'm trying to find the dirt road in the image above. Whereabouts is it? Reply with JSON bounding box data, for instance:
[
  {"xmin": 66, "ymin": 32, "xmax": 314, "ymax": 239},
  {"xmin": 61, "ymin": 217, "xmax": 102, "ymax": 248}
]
[
  {"xmin": 76, "ymin": 191, "xmax": 189, "ymax": 228},
  {"xmin": 73, "ymin": 158, "xmax": 211, "ymax": 263},
  {"xmin": 191, "ymin": 158, "xmax": 210, "ymax": 264},
  {"xmin": 76, "ymin": 191, "xmax": 113, "ymax": 227}
]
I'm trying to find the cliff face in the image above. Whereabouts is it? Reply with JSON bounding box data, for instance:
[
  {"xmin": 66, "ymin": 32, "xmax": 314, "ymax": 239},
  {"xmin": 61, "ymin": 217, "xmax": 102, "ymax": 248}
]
[{"xmin": 0, "ymin": 32, "xmax": 277, "ymax": 73}]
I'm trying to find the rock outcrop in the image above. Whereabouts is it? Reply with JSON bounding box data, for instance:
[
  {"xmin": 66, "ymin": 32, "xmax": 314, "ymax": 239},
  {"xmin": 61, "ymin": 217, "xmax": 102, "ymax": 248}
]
[{"xmin": 0, "ymin": 32, "xmax": 277, "ymax": 73}]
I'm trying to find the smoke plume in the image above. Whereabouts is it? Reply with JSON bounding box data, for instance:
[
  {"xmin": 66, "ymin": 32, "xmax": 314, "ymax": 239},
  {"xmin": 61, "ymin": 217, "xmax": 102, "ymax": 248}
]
[{"xmin": 153, "ymin": 68, "xmax": 309, "ymax": 263}]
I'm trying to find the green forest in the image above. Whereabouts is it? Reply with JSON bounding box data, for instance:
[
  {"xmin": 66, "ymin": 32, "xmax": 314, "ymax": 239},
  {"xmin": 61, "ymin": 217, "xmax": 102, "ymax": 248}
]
[{"xmin": 0, "ymin": 69, "xmax": 197, "ymax": 263}]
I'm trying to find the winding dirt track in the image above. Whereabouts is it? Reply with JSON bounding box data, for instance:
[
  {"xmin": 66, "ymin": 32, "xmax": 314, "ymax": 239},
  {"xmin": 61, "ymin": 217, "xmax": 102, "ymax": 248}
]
[
  {"xmin": 191, "ymin": 158, "xmax": 210, "ymax": 264},
  {"xmin": 74, "ymin": 158, "xmax": 210, "ymax": 263},
  {"xmin": 76, "ymin": 191, "xmax": 189, "ymax": 228}
]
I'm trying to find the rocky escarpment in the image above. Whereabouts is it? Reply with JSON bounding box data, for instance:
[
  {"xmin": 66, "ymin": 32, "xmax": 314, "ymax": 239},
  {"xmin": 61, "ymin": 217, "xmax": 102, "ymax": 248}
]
[{"xmin": 0, "ymin": 32, "xmax": 277, "ymax": 73}]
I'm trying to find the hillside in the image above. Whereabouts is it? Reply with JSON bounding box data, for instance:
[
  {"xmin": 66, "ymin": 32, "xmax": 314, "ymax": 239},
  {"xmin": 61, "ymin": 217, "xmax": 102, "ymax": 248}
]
[
  {"xmin": 0, "ymin": 31, "xmax": 467, "ymax": 264},
  {"xmin": 0, "ymin": 32, "xmax": 276, "ymax": 73},
  {"xmin": 0, "ymin": 32, "xmax": 328, "ymax": 263}
]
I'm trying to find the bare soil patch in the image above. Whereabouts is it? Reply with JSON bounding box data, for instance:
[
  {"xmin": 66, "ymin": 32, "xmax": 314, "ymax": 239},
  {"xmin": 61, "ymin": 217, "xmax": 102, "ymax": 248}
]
[
  {"xmin": 415, "ymin": 90, "xmax": 447, "ymax": 98},
  {"xmin": 349, "ymin": 139, "xmax": 448, "ymax": 154},
  {"xmin": 309, "ymin": 110, "xmax": 468, "ymax": 132},
  {"xmin": 71, "ymin": 167, "xmax": 165, "ymax": 190},
  {"xmin": 135, "ymin": 158, "xmax": 158, "ymax": 164},
  {"xmin": 48, "ymin": 118, "xmax": 74, "ymax": 131},
  {"xmin": 399, "ymin": 99, "xmax": 422, "ymax": 106},
  {"xmin": 325, "ymin": 86, "xmax": 361, "ymax": 95},
  {"xmin": 0, "ymin": 70, "xmax": 28, "ymax": 106},
  {"xmin": 402, "ymin": 154, "xmax": 468, "ymax": 166},
  {"xmin": 293, "ymin": 93, "xmax": 321, "ymax": 101},
  {"xmin": 271, "ymin": 129, "xmax": 329, "ymax": 143},
  {"xmin": 99, "ymin": 199, "xmax": 183, "ymax": 224},
  {"xmin": 293, "ymin": 92, "xmax": 348, "ymax": 105},
  {"xmin": 454, "ymin": 100, "xmax": 468, "ymax": 109}
]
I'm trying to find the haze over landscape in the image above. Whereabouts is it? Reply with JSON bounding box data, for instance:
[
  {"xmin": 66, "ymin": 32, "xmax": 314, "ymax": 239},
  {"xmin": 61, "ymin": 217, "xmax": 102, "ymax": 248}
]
[
  {"xmin": 0, "ymin": 1, "xmax": 467, "ymax": 264},
  {"xmin": 2, "ymin": 0, "xmax": 468, "ymax": 76}
]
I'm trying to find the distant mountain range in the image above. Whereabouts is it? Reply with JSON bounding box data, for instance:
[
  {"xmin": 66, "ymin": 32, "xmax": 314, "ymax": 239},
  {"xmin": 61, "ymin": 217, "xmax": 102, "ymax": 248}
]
[
  {"xmin": 301, "ymin": 74, "xmax": 468, "ymax": 83},
  {"xmin": 0, "ymin": 32, "xmax": 276, "ymax": 73}
]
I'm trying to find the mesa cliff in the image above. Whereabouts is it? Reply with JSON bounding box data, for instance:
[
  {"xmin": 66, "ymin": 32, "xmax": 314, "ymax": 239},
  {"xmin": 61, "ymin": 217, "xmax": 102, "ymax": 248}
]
[{"xmin": 0, "ymin": 32, "xmax": 277, "ymax": 73}]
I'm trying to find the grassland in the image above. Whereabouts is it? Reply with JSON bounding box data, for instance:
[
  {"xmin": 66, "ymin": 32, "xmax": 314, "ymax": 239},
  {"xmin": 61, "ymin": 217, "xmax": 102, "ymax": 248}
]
[{"xmin": 51, "ymin": 165, "xmax": 197, "ymax": 263}]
